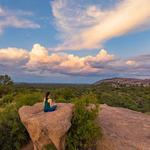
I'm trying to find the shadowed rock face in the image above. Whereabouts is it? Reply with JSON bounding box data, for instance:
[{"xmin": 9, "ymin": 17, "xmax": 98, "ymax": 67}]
[
  {"xmin": 97, "ymin": 104, "xmax": 150, "ymax": 150},
  {"xmin": 19, "ymin": 103, "xmax": 74, "ymax": 150},
  {"xmin": 19, "ymin": 103, "xmax": 150, "ymax": 150}
]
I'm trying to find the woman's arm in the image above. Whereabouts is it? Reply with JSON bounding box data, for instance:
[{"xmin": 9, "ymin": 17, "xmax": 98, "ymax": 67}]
[{"xmin": 47, "ymin": 99, "xmax": 52, "ymax": 106}]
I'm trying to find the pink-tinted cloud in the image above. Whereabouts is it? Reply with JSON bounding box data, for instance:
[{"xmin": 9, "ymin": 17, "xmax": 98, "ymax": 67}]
[
  {"xmin": 51, "ymin": 0, "xmax": 150, "ymax": 51},
  {"xmin": 0, "ymin": 44, "xmax": 150, "ymax": 78},
  {"xmin": 26, "ymin": 44, "xmax": 115, "ymax": 76},
  {"xmin": 0, "ymin": 47, "xmax": 29, "ymax": 66}
]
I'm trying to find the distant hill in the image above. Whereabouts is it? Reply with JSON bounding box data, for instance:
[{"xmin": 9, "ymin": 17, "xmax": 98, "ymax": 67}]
[{"xmin": 94, "ymin": 77, "xmax": 150, "ymax": 87}]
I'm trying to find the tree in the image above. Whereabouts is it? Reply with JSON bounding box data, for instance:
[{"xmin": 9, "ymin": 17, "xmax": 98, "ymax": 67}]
[{"xmin": 0, "ymin": 74, "xmax": 13, "ymax": 97}]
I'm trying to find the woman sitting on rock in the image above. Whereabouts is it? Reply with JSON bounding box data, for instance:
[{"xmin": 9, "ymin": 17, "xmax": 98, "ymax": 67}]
[{"xmin": 44, "ymin": 92, "xmax": 57, "ymax": 112}]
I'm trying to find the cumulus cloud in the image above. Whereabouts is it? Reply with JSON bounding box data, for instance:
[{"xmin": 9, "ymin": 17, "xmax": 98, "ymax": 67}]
[
  {"xmin": 51, "ymin": 0, "xmax": 150, "ymax": 51},
  {"xmin": 0, "ymin": 44, "xmax": 150, "ymax": 78},
  {"xmin": 0, "ymin": 6, "xmax": 40, "ymax": 34},
  {"xmin": 0, "ymin": 47, "xmax": 29, "ymax": 66},
  {"xmin": 26, "ymin": 44, "xmax": 116, "ymax": 76}
]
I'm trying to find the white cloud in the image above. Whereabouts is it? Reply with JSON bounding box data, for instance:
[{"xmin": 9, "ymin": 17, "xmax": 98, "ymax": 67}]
[
  {"xmin": 0, "ymin": 6, "xmax": 40, "ymax": 34},
  {"xmin": 30, "ymin": 44, "xmax": 48, "ymax": 57},
  {"xmin": 0, "ymin": 44, "xmax": 115, "ymax": 76},
  {"xmin": 51, "ymin": 0, "xmax": 150, "ymax": 51},
  {"xmin": 0, "ymin": 44, "xmax": 150, "ymax": 78},
  {"xmin": 0, "ymin": 47, "xmax": 29, "ymax": 66}
]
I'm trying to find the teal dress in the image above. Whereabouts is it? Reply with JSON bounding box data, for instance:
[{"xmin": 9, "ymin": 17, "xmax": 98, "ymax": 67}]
[{"xmin": 44, "ymin": 98, "xmax": 57, "ymax": 112}]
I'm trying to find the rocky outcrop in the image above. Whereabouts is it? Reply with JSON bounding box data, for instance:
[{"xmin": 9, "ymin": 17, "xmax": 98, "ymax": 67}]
[
  {"xmin": 19, "ymin": 103, "xmax": 150, "ymax": 150},
  {"xmin": 95, "ymin": 77, "xmax": 150, "ymax": 87},
  {"xmin": 19, "ymin": 103, "xmax": 74, "ymax": 150},
  {"xmin": 97, "ymin": 104, "xmax": 150, "ymax": 150}
]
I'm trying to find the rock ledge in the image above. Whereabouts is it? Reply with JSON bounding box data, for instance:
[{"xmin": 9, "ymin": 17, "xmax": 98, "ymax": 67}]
[
  {"xmin": 19, "ymin": 103, "xmax": 74, "ymax": 150},
  {"xmin": 98, "ymin": 104, "xmax": 150, "ymax": 150}
]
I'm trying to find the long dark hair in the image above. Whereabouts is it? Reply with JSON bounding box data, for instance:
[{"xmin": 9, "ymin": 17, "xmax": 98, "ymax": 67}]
[{"xmin": 45, "ymin": 92, "xmax": 50, "ymax": 100}]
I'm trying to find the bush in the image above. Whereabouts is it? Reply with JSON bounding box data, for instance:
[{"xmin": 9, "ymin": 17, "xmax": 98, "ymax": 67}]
[
  {"xmin": 50, "ymin": 87, "xmax": 82, "ymax": 101},
  {"xmin": 0, "ymin": 106, "xmax": 29, "ymax": 150},
  {"xmin": 66, "ymin": 93, "xmax": 102, "ymax": 150},
  {"xmin": 42, "ymin": 144, "xmax": 57, "ymax": 150},
  {"xmin": 0, "ymin": 93, "xmax": 14, "ymax": 107},
  {"xmin": 15, "ymin": 92, "xmax": 43, "ymax": 108},
  {"xmin": 0, "ymin": 74, "xmax": 14, "ymax": 97},
  {"xmin": 0, "ymin": 92, "xmax": 43, "ymax": 150}
]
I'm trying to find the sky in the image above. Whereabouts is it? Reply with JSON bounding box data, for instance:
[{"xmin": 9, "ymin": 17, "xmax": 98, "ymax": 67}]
[{"xmin": 0, "ymin": 0, "xmax": 150, "ymax": 83}]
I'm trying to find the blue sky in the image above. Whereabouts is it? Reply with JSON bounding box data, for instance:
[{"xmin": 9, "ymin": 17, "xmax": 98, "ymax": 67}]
[{"xmin": 0, "ymin": 0, "xmax": 150, "ymax": 83}]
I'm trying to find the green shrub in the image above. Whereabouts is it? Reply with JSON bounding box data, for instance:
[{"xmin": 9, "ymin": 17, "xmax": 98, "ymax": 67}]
[
  {"xmin": 0, "ymin": 92, "xmax": 43, "ymax": 150},
  {"xmin": 42, "ymin": 144, "xmax": 57, "ymax": 150},
  {"xmin": 0, "ymin": 74, "xmax": 14, "ymax": 97},
  {"xmin": 0, "ymin": 106, "xmax": 29, "ymax": 150},
  {"xmin": 15, "ymin": 92, "xmax": 43, "ymax": 108},
  {"xmin": 66, "ymin": 93, "xmax": 102, "ymax": 150},
  {"xmin": 50, "ymin": 87, "xmax": 81, "ymax": 101},
  {"xmin": 0, "ymin": 93, "xmax": 14, "ymax": 107}
]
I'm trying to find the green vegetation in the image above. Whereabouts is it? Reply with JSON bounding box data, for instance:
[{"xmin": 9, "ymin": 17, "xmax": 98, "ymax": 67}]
[
  {"xmin": 0, "ymin": 75, "xmax": 43, "ymax": 150},
  {"xmin": 91, "ymin": 83, "xmax": 150, "ymax": 112},
  {"xmin": 0, "ymin": 92, "xmax": 41, "ymax": 150},
  {"xmin": 42, "ymin": 144, "xmax": 57, "ymax": 150},
  {"xmin": 0, "ymin": 106, "xmax": 28, "ymax": 150},
  {"xmin": 0, "ymin": 75, "xmax": 150, "ymax": 149},
  {"xmin": 66, "ymin": 93, "xmax": 102, "ymax": 150},
  {"xmin": 0, "ymin": 74, "xmax": 13, "ymax": 97},
  {"xmin": 0, "ymin": 92, "xmax": 43, "ymax": 150}
]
